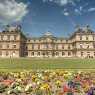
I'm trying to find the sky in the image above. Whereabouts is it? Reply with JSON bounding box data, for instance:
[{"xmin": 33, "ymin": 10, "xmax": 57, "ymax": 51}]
[{"xmin": 0, "ymin": 0, "xmax": 95, "ymax": 37}]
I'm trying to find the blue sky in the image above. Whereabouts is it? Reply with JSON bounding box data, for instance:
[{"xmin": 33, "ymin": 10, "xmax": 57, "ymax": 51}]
[{"xmin": 0, "ymin": 0, "xmax": 95, "ymax": 37}]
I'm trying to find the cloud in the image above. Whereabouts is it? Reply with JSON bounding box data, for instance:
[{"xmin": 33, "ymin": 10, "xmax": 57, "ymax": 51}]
[
  {"xmin": 43, "ymin": 0, "xmax": 81, "ymax": 6},
  {"xmin": 74, "ymin": 8, "xmax": 82, "ymax": 15},
  {"xmin": 0, "ymin": 0, "xmax": 28, "ymax": 24},
  {"xmin": 63, "ymin": 12, "xmax": 69, "ymax": 16},
  {"xmin": 88, "ymin": 8, "xmax": 95, "ymax": 12}
]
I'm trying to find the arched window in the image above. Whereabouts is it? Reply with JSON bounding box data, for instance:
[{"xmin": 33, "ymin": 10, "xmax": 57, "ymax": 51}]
[
  {"xmin": 81, "ymin": 52, "xmax": 83, "ymax": 56},
  {"xmin": 31, "ymin": 52, "xmax": 34, "ymax": 56},
  {"xmin": 56, "ymin": 52, "xmax": 59, "ymax": 56},
  {"xmin": 62, "ymin": 52, "xmax": 65, "ymax": 56},
  {"xmin": 6, "ymin": 51, "xmax": 9, "ymax": 56},
  {"xmin": 68, "ymin": 52, "xmax": 71, "ymax": 56},
  {"xmin": 37, "ymin": 52, "xmax": 40, "ymax": 56}
]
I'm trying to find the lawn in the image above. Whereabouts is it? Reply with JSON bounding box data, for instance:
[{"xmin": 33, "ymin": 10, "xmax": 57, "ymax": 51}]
[{"xmin": 0, "ymin": 58, "xmax": 95, "ymax": 71}]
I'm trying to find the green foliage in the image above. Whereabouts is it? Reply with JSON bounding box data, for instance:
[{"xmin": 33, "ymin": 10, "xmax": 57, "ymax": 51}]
[{"xmin": 0, "ymin": 84, "xmax": 7, "ymax": 93}]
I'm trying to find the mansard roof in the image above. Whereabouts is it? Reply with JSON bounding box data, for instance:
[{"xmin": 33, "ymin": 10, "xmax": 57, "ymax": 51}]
[
  {"xmin": 0, "ymin": 25, "xmax": 21, "ymax": 34},
  {"xmin": 0, "ymin": 25, "xmax": 95, "ymax": 41},
  {"xmin": 0, "ymin": 25, "xmax": 26, "ymax": 39},
  {"xmin": 75, "ymin": 25, "xmax": 94, "ymax": 34}
]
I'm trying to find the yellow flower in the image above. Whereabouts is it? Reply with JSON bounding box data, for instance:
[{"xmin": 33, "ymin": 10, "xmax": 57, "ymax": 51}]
[
  {"xmin": 40, "ymin": 83, "xmax": 50, "ymax": 90},
  {"xmin": 56, "ymin": 80, "xmax": 61, "ymax": 85},
  {"xmin": 32, "ymin": 75, "xmax": 37, "ymax": 81},
  {"xmin": 16, "ymin": 79, "xmax": 22, "ymax": 82}
]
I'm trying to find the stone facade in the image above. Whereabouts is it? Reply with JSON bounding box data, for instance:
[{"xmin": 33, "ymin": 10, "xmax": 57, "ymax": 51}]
[
  {"xmin": 0, "ymin": 25, "xmax": 26, "ymax": 58},
  {"xmin": 0, "ymin": 25, "xmax": 95, "ymax": 58}
]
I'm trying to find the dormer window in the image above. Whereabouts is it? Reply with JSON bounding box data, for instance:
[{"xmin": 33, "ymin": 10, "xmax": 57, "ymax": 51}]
[{"xmin": 28, "ymin": 40, "xmax": 30, "ymax": 42}]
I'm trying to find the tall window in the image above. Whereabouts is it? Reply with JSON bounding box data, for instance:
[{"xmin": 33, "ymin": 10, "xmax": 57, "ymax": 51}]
[
  {"xmin": 13, "ymin": 45, "xmax": 16, "ymax": 48},
  {"xmin": 62, "ymin": 45, "xmax": 64, "ymax": 49},
  {"xmin": 7, "ymin": 44, "xmax": 9, "ymax": 48},
  {"xmin": 68, "ymin": 45, "xmax": 70, "ymax": 49},
  {"xmin": 0, "ymin": 51, "xmax": 2, "ymax": 56},
  {"xmin": 6, "ymin": 51, "xmax": 9, "ymax": 56},
  {"xmin": 14, "ymin": 35, "xmax": 17, "ymax": 40},
  {"xmin": 93, "ymin": 35, "xmax": 94, "ymax": 40},
  {"xmin": 56, "ymin": 52, "xmax": 59, "ymax": 56},
  {"xmin": 32, "ymin": 44, "xmax": 34, "ymax": 50},
  {"xmin": 56, "ymin": 44, "xmax": 58, "ymax": 50},
  {"xmin": 80, "ymin": 35, "xmax": 82, "ymax": 40},
  {"xmin": 86, "ymin": 36, "xmax": 89, "ymax": 40},
  {"xmin": 93, "ymin": 43, "xmax": 95, "ymax": 48},
  {"xmin": 68, "ymin": 52, "xmax": 71, "ymax": 56},
  {"xmin": 7, "ymin": 35, "xmax": 10, "ymax": 40},
  {"xmin": 87, "ymin": 45, "xmax": 89, "ymax": 49},
  {"xmin": 13, "ymin": 51, "xmax": 15, "ymax": 53},
  {"xmin": 80, "ymin": 44, "xmax": 83, "ymax": 49},
  {"xmin": 37, "ymin": 52, "xmax": 40, "ymax": 56},
  {"xmin": 42, "ymin": 52, "xmax": 45, "ymax": 56},
  {"xmin": 0, "ymin": 44, "xmax": 2, "ymax": 49},
  {"xmin": 81, "ymin": 52, "xmax": 83, "ymax": 56},
  {"xmin": 1, "ymin": 35, "xmax": 3, "ymax": 40},
  {"xmin": 45, "ymin": 44, "xmax": 48, "ymax": 49},
  {"xmin": 38, "ymin": 44, "xmax": 40, "ymax": 49}
]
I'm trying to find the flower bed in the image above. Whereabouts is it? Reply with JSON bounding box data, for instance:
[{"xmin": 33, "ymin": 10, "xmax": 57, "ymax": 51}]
[{"xmin": 0, "ymin": 70, "xmax": 95, "ymax": 95}]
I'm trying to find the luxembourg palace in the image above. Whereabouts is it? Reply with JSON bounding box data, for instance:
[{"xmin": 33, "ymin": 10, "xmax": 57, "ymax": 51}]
[{"xmin": 0, "ymin": 25, "xmax": 95, "ymax": 58}]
